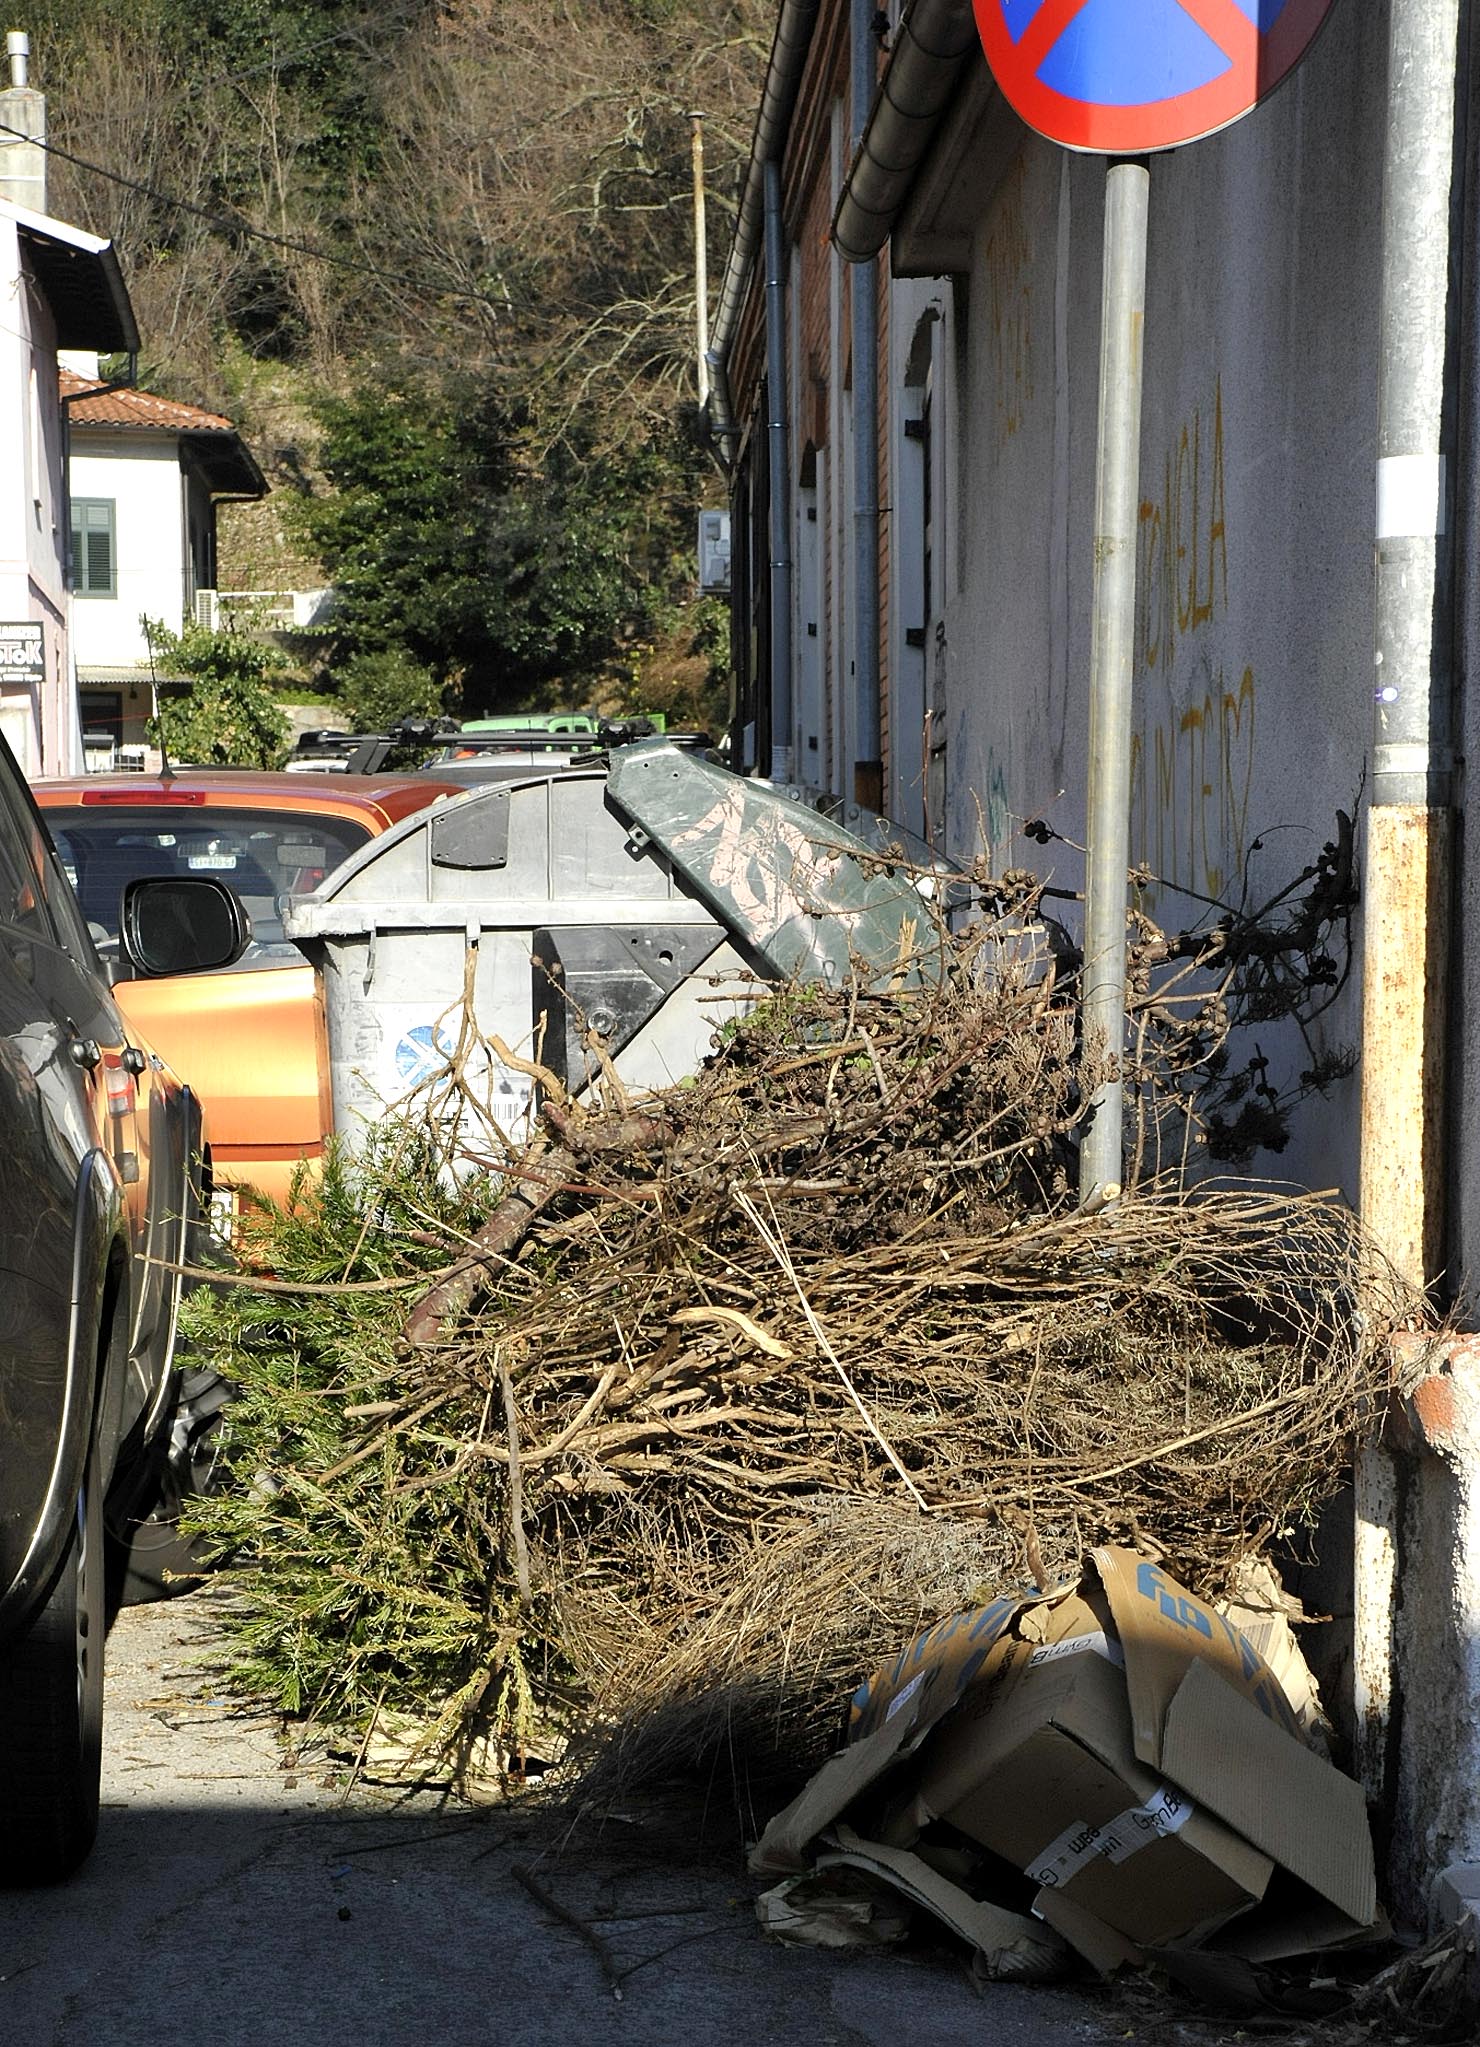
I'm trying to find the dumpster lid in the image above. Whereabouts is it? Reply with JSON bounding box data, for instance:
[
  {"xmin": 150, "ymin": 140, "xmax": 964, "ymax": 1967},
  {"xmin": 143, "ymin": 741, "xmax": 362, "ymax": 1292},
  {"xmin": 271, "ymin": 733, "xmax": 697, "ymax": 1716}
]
[{"xmin": 605, "ymin": 740, "xmax": 953, "ymax": 985}]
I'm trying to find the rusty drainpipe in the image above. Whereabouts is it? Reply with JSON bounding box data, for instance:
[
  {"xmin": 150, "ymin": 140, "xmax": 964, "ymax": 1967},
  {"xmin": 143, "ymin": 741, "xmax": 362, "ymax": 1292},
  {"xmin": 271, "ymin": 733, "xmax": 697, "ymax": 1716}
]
[{"xmin": 1353, "ymin": 0, "xmax": 1466, "ymax": 1834}]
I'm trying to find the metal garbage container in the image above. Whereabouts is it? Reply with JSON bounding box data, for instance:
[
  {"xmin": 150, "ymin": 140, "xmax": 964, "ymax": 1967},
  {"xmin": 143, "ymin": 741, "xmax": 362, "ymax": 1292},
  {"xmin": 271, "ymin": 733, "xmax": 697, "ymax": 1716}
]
[{"xmin": 284, "ymin": 738, "xmax": 951, "ymax": 1157}]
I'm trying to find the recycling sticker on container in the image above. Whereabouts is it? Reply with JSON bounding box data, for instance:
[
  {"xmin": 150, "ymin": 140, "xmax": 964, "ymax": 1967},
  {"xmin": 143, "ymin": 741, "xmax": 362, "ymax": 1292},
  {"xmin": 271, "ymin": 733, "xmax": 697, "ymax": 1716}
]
[
  {"xmin": 391, "ymin": 1019, "xmax": 533, "ymax": 1137},
  {"xmin": 394, "ymin": 1023, "xmax": 454, "ymax": 1086}
]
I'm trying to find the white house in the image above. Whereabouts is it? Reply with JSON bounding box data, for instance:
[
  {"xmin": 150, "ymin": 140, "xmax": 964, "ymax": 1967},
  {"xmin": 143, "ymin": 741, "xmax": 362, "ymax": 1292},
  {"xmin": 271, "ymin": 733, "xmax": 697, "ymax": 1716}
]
[
  {"xmin": 0, "ymin": 35, "xmax": 137, "ymax": 774},
  {"xmin": 61, "ymin": 359, "xmax": 267, "ymax": 764}
]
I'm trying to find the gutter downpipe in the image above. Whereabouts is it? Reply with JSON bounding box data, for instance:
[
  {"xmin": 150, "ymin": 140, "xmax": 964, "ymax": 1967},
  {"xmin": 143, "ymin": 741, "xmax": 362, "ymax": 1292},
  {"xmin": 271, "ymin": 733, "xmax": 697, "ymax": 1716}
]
[
  {"xmin": 705, "ymin": 0, "xmax": 820, "ymax": 467},
  {"xmin": 1353, "ymin": 0, "xmax": 1465, "ymax": 1843},
  {"xmin": 764, "ymin": 159, "xmax": 794, "ymax": 783},
  {"xmin": 850, "ymin": 0, "xmax": 882, "ymax": 811}
]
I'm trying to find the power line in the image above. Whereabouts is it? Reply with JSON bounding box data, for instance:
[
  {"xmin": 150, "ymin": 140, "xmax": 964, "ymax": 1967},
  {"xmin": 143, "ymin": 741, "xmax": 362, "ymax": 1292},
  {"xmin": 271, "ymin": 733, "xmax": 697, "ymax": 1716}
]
[{"xmin": 0, "ymin": 118, "xmax": 527, "ymax": 320}]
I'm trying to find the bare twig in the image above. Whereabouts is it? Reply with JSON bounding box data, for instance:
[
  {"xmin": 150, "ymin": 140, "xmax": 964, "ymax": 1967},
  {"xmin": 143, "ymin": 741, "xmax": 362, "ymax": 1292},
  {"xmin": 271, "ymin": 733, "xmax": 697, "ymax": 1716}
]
[{"xmin": 511, "ymin": 1864, "xmax": 627, "ymax": 2001}]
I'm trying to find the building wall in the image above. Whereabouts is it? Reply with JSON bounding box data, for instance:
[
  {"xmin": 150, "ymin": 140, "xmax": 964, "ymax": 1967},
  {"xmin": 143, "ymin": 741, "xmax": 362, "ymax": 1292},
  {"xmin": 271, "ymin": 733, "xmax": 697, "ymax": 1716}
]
[
  {"xmin": 791, "ymin": 102, "xmax": 840, "ymax": 796},
  {"xmin": 69, "ymin": 432, "xmax": 188, "ymax": 667},
  {"xmin": 887, "ymin": 274, "xmax": 951, "ymax": 837},
  {"xmin": 725, "ymin": 0, "xmax": 1480, "ymax": 1907},
  {"xmin": 0, "ymin": 218, "xmax": 72, "ymax": 774},
  {"xmin": 935, "ymin": 7, "xmax": 1387, "ymax": 1201},
  {"xmin": 728, "ymin": 2, "xmax": 1393, "ymax": 1197}
]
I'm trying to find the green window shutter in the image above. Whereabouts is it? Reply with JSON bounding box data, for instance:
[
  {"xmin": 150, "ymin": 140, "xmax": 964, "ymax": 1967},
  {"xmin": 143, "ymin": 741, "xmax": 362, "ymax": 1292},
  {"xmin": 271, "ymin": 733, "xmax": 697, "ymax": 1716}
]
[
  {"xmin": 71, "ymin": 500, "xmax": 116, "ymax": 596},
  {"xmin": 85, "ymin": 522, "xmax": 112, "ymax": 593}
]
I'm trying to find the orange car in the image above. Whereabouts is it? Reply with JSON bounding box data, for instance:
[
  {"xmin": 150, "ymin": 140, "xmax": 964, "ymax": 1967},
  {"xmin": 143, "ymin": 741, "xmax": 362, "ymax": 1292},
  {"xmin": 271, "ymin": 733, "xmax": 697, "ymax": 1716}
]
[{"xmin": 34, "ymin": 770, "xmax": 459, "ymax": 1228}]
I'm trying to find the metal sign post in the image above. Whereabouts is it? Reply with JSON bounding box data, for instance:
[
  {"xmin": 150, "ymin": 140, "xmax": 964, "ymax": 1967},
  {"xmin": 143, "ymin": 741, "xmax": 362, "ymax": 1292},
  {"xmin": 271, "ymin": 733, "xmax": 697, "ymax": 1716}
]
[{"xmin": 1079, "ymin": 161, "xmax": 1148, "ymax": 1207}]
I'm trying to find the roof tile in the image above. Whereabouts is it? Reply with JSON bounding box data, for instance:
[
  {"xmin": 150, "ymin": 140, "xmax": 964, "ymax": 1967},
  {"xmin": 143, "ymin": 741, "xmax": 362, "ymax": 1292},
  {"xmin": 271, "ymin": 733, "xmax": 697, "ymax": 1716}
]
[{"xmin": 59, "ymin": 366, "xmax": 238, "ymax": 434}]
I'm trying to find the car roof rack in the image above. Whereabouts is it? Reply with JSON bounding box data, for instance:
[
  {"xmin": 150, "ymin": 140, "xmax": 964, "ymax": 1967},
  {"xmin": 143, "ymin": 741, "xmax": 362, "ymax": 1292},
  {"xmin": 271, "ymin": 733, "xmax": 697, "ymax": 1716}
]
[{"xmin": 287, "ymin": 717, "xmax": 714, "ymax": 776}]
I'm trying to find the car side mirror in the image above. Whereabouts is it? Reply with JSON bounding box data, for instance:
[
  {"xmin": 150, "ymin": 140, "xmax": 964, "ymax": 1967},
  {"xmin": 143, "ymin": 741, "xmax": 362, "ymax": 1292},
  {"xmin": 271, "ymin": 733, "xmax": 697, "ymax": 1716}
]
[{"xmin": 119, "ymin": 876, "xmax": 252, "ymax": 977}]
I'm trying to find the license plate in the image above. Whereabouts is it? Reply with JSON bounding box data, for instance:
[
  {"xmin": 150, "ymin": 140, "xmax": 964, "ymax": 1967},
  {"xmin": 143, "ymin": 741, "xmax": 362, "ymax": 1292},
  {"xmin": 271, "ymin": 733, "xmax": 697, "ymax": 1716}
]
[{"xmin": 208, "ymin": 1186, "xmax": 238, "ymax": 1246}]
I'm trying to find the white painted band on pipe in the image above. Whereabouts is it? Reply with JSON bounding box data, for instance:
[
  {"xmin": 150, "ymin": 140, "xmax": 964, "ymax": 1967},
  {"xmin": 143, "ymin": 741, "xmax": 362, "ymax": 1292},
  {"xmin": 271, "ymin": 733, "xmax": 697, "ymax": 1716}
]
[
  {"xmin": 1376, "ymin": 453, "xmax": 1447, "ymax": 538},
  {"xmin": 1374, "ymin": 742, "xmax": 1449, "ymax": 777}
]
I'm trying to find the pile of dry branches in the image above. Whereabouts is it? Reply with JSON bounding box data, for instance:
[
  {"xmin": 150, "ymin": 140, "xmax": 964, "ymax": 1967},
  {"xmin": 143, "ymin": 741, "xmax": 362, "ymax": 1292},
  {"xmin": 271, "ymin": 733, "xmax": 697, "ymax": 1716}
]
[{"xmin": 193, "ymin": 907, "xmax": 1412, "ymax": 1794}]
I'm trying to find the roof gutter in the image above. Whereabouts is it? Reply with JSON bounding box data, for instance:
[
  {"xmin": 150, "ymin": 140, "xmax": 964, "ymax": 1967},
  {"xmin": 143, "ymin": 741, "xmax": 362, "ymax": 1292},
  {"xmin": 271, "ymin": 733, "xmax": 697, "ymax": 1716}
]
[
  {"xmin": 832, "ymin": 0, "xmax": 980, "ymax": 265},
  {"xmin": 706, "ymin": 0, "xmax": 820, "ymax": 460}
]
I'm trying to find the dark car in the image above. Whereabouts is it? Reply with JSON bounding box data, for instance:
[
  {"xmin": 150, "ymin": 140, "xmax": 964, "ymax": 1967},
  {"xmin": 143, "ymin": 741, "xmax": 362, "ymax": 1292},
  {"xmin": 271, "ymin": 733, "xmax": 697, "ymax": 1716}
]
[{"xmin": 0, "ymin": 735, "xmax": 245, "ymax": 1885}]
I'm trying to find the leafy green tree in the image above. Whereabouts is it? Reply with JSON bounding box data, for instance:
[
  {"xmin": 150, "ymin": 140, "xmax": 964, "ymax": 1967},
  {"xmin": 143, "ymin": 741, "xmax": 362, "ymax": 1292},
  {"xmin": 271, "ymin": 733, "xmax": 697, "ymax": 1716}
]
[
  {"xmin": 335, "ymin": 648, "xmax": 448, "ymax": 732},
  {"xmin": 144, "ymin": 620, "xmax": 293, "ymax": 768},
  {"xmin": 27, "ymin": 0, "xmax": 763, "ymax": 719},
  {"xmin": 286, "ymin": 382, "xmax": 503, "ymax": 684},
  {"xmin": 290, "ymin": 380, "xmax": 700, "ymax": 710}
]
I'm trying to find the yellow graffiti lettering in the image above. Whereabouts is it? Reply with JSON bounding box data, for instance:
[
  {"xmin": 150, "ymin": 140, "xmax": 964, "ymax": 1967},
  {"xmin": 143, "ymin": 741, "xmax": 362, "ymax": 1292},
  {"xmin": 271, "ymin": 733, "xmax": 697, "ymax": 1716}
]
[
  {"xmin": 1130, "ymin": 667, "xmax": 1257, "ymax": 904},
  {"xmin": 1138, "ymin": 376, "xmax": 1227, "ymax": 672}
]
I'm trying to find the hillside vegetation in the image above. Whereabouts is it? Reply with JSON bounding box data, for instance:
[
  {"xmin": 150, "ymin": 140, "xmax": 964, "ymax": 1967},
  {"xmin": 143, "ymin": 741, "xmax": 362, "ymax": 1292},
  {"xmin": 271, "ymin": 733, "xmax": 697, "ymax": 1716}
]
[{"xmin": 23, "ymin": 0, "xmax": 765, "ymax": 719}]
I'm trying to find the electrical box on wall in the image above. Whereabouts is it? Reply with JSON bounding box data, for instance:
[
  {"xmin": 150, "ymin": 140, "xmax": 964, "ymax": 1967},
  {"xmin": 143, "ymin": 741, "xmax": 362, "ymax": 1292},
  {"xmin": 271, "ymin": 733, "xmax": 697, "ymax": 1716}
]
[{"xmin": 698, "ymin": 509, "xmax": 731, "ymax": 594}]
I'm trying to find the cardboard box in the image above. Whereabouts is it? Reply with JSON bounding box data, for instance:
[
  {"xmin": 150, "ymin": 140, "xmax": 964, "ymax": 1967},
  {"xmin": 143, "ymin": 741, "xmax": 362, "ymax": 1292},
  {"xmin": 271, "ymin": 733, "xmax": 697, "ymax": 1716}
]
[
  {"xmin": 916, "ymin": 1640, "xmax": 1274, "ymax": 1948},
  {"xmin": 752, "ymin": 1547, "xmax": 1379, "ymax": 1973}
]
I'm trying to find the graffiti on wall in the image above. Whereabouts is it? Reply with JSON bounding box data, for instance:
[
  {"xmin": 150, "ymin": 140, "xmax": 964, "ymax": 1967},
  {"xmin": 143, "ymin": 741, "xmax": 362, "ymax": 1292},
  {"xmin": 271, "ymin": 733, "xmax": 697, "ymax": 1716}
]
[
  {"xmin": 1137, "ymin": 378, "xmax": 1228, "ymax": 673},
  {"xmin": 1131, "ymin": 379, "xmax": 1253, "ymax": 902},
  {"xmin": 982, "ymin": 744, "xmax": 1011, "ymax": 850},
  {"xmin": 1130, "ymin": 665, "xmax": 1256, "ymax": 903},
  {"xmin": 986, "ymin": 158, "xmax": 1034, "ymax": 441}
]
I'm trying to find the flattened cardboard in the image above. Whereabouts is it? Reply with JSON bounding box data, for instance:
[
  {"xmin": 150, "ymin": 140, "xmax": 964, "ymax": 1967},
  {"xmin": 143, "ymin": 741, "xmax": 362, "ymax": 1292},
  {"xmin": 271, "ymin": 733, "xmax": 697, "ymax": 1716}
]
[
  {"xmin": 1092, "ymin": 1547, "xmax": 1304, "ymax": 1759},
  {"xmin": 750, "ymin": 1700, "xmax": 921, "ymax": 1875},
  {"xmin": 755, "ymin": 1868, "xmax": 912, "ymax": 1948},
  {"xmin": 816, "ymin": 1827, "xmax": 1067, "ymax": 1981},
  {"xmin": 1033, "ymin": 1889, "xmax": 1145, "ymax": 1977},
  {"xmin": 1160, "ymin": 1657, "xmax": 1376, "ymax": 1939}
]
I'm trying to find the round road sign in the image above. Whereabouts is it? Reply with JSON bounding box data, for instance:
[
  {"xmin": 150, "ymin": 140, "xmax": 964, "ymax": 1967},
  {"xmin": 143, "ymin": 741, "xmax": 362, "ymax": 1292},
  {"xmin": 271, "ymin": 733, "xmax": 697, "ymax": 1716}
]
[{"xmin": 972, "ymin": 0, "xmax": 1340, "ymax": 154}]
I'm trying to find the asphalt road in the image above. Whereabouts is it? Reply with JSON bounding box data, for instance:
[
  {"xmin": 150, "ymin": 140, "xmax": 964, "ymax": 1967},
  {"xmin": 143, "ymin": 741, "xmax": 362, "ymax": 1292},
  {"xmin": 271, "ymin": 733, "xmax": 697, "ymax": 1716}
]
[{"xmin": 0, "ymin": 1589, "xmax": 1134, "ymax": 2047}]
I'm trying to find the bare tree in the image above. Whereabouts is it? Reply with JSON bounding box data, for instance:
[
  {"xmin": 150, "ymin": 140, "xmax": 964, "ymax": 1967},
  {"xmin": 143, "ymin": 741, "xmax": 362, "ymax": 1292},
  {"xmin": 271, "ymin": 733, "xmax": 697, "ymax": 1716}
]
[{"xmin": 341, "ymin": 0, "xmax": 769, "ymax": 439}]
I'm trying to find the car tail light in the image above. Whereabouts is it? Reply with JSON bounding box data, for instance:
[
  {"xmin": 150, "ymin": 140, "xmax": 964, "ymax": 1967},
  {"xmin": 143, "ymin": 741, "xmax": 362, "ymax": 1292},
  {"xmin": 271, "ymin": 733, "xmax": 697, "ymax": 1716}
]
[
  {"xmin": 80, "ymin": 788, "xmax": 207, "ymax": 804},
  {"xmin": 102, "ymin": 1053, "xmax": 136, "ymax": 1117}
]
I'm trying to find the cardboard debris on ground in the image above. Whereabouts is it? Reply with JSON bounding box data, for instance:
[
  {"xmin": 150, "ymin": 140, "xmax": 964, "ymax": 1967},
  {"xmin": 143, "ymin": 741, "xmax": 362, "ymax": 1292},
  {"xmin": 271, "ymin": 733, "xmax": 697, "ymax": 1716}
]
[
  {"xmin": 757, "ymin": 1825, "xmax": 1068, "ymax": 1980},
  {"xmin": 751, "ymin": 1546, "xmax": 1380, "ymax": 1987},
  {"xmin": 344, "ymin": 1707, "xmax": 568, "ymax": 1803},
  {"xmin": 1216, "ymin": 1556, "xmax": 1334, "ymax": 1758},
  {"xmin": 755, "ymin": 1863, "xmax": 913, "ymax": 1950}
]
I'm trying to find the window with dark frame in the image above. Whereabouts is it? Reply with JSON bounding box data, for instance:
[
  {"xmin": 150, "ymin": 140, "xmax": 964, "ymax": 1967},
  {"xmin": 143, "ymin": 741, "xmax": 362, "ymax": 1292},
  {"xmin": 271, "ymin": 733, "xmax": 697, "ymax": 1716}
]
[{"xmin": 70, "ymin": 499, "xmax": 117, "ymax": 598}]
